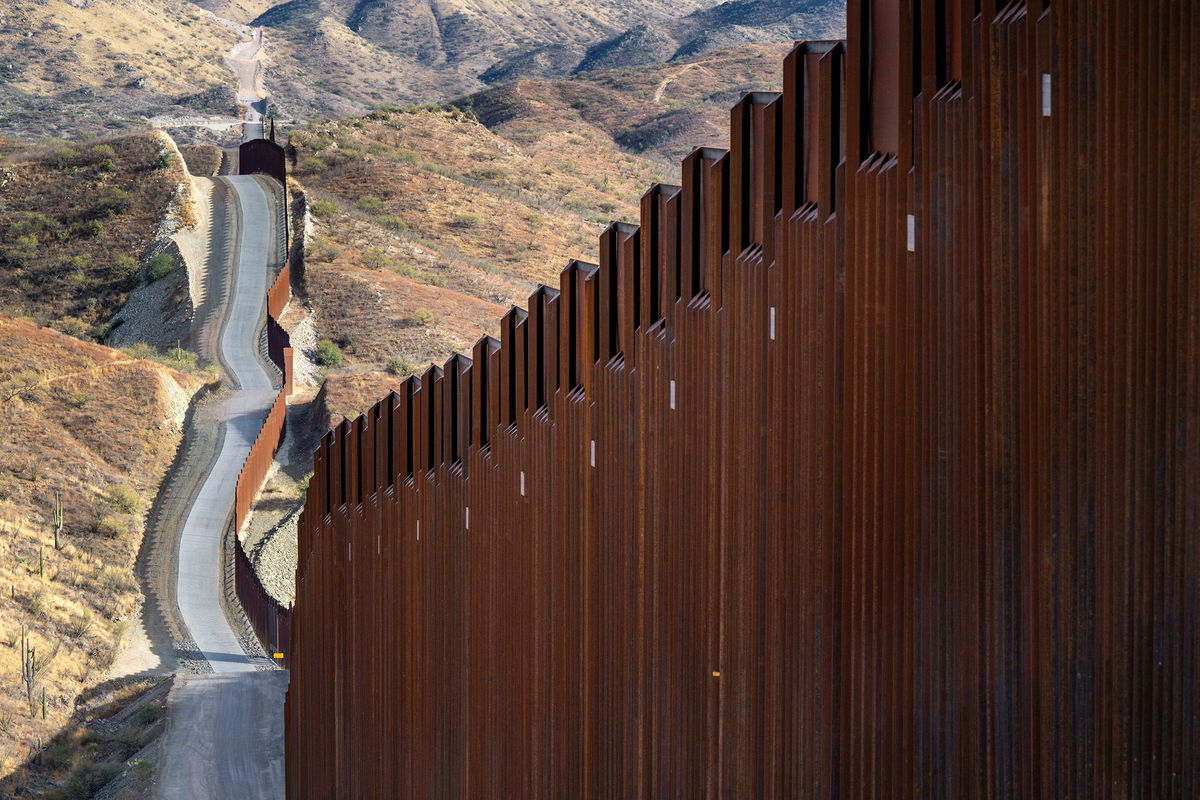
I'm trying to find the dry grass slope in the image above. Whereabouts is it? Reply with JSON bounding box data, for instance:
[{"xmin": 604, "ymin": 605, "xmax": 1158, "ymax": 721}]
[
  {"xmin": 289, "ymin": 104, "xmax": 674, "ymax": 420},
  {"xmin": 467, "ymin": 42, "xmax": 793, "ymax": 162},
  {"xmin": 0, "ymin": 0, "xmax": 245, "ymax": 140},
  {"xmin": 0, "ymin": 317, "xmax": 202, "ymax": 784}
]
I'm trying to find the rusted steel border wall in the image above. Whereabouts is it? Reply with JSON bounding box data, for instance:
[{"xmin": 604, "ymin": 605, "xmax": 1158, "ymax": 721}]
[
  {"xmin": 231, "ymin": 155, "xmax": 296, "ymax": 659},
  {"xmin": 287, "ymin": 2, "xmax": 1199, "ymax": 797},
  {"xmin": 239, "ymin": 138, "xmax": 287, "ymax": 186}
]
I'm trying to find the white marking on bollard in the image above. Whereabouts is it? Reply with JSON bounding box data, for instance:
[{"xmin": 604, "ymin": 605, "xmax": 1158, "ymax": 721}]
[
  {"xmin": 416, "ymin": 519, "xmax": 420, "ymax": 541},
  {"xmin": 465, "ymin": 507, "xmax": 470, "ymax": 530},
  {"xmin": 377, "ymin": 534, "xmax": 380, "ymax": 554},
  {"xmin": 520, "ymin": 471, "xmax": 526, "ymax": 496},
  {"xmin": 1042, "ymin": 73, "xmax": 1052, "ymax": 117},
  {"xmin": 769, "ymin": 307, "xmax": 776, "ymax": 340},
  {"xmin": 669, "ymin": 380, "xmax": 676, "ymax": 410},
  {"xmin": 590, "ymin": 440, "xmax": 596, "ymax": 467},
  {"xmin": 907, "ymin": 214, "xmax": 916, "ymax": 252}
]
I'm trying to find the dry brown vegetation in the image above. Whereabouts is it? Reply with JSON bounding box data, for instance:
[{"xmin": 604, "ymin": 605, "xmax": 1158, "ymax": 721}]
[
  {"xmin": 0, "ymin": 317, "xmax": 202, "ymax": 781},
  {"xmin": 0, "ymin": 0, "xmax": 237, "ymax": 99},
  {"xmin": 289, "ymin": 104, "xmax": 675, "ymax": 420},
  {"xmin": 292, "ymin": 45, "xmax": 788, "ymax": 423},
  {"xmin": 467, "ymin": 42, "xmax": 793, "ymax": 162},
  {"xmin": 251, "ymin": 0, "xmax": 720, "ymax": 112},
  {"xmin": 0, "ymin": 132, "xmax": 191, "ymax": 338}
]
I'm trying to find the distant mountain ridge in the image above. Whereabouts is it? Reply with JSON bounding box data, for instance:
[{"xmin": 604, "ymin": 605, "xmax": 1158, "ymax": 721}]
[
  {"xmin": 0, "ymin": 0, "xmax": 843, "ymax": 142},
  {"xmin": 575, "ymin": 0, "xmax": 845, "ymax": 73},
  {"xmin": 250, "ymin": 0, "xmax": 844, "ymax": 114}
]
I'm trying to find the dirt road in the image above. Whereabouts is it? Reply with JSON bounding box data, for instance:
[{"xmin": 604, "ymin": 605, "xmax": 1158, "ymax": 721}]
[{"xmin": 226, "ymin": 27, "xmax": 268, "ymax": 142}]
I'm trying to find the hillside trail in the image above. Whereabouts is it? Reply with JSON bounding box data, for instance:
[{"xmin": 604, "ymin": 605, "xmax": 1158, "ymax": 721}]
[{"xmin": 652, "ymin": 64, "xmax": 699, "ymax": 103}]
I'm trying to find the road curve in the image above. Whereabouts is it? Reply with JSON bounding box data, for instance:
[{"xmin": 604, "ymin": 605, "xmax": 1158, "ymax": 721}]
[
  {"xmin": 156, "ymin": 175, "xmax": 286, "ymax": 799},
  {"xmin": 174, "ymin": 175, "xmax": 277, "ymax": 673}
]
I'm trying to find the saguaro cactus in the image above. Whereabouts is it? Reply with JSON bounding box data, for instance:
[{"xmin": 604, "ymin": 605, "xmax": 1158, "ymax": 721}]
[
  {"xmin": 52, "ymin": 491, "xmax": 63, "ymax": 551},
  {"xmin": 19, "ymin": 625, "xmax": 59, "ymax": 719}
]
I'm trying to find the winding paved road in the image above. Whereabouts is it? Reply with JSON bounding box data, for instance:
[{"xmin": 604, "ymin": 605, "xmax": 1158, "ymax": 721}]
[
  {"xmin": 155, "ymin": 175, "xmax": 286, "ymax": 799},
  {"xmin": 175, "ymin": 175, "xmax": 276, "ymax": 673}
]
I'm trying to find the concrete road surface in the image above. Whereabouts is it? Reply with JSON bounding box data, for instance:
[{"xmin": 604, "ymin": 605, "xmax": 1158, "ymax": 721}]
[
  {"xmin": 157, "ymin": 175, "xmax": 286, "ymax": 799},
  {"xmin": 175, "ymin": 175, "xmax": 277, "ymax": 674},
  {"xmin": 156, "ymin": 672, "xmax": 288, "ymax": 799}
]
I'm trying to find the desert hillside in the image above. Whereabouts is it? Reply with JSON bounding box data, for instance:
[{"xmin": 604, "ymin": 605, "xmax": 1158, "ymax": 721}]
[
  {"xmin": 576, "ymin": 0, "xmax": 844, "ymax": 73},
  {"xmin": 250, "ymin": 0, "xmax": 720, "ymax": 107},
  {"xmin": 0, "ymin": 132, "xmax": 195, "ymax": 338},
  {"xmin": 0, "ymin": 0, "xmax": 243, "ymax": 140},
  {"xmin": 466, "ymin": 42, "xmax": 794, "ymax": 162},
  {"xmin": 0, "ymin": 317, "xmax": 203, "ymax": 782},
  {"xmin": 288, "ymin": 102, "xmax": 676, "ymax": 420},
  {"xmin": 0, "ymin": 0, "xmax": 843, "ymax": 141}
]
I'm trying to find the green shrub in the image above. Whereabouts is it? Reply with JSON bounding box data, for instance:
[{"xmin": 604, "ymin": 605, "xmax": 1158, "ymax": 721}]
[
  {"xmin": 154, "ymin": 152, "xmax": 172, "ymax": 170},
  {"xmin": 309, "ymin": 235, "xmax": 340, "ymax": 262},
  {"xmin": 450, "ymin": 212, "xmax": 480, "ymax": 228},
  {"xmin": 110, "ymin": 253, "xmax": 138, "ymax": 281},
  {"xmin": 106, "ymin": 485, "xmax": 141, "ymax": 513},
  {"xmin": 315, "ymin": 339, "xmax": 342, "ymax": 367},
  {"xmin": 472, "ymin": 167, "xmax": 507, "ymax": 181},
  {"xmin": 147, "ymin": 252, "xmax": 175, "ymax": 280},
  {"xmin": 379, "ymin": 216, "xmax": 408, "ymax": 232},
  {"xmin": 410, "ymin": 307, "xmax": 436, "ymax": 327},
  {"xmin": 43, "ymin": 744, "xmax": 74, "ymax": 770},
  {"xmin": 387, "ymin": 149, "xmax": 418, "ymax": 164},
  {"xmin": 50, "ymin": 147, "xmax": 80, "ymax": 169},
  {"xmin": 98, "ymin": 188, "xmax": 135, "ymax": 216},
  {"xmin": 53, "ymin": 317, "xmax": 91, "ymax": 338},
  {"xmin": 13, "ymin": 233, "xmax": 38, "ymax": 252},
  {"xmin": 97, "ymin": 566, "xmax": 135, "ymax": 593},
  {"xmin": 310, "ymin": 199, "xmax": 337, "ymax": 219},
  {"xmin": 95, "ymin": 515, "xmax": 130, "ymax": 539},
  {"xmin": 300, "ymin": 157, "xmax": 327, "ymax": 173},
  {"xmin": 121, "ymin": 342, "xmax": 157, "ymax": 360},
  {"xmin": 162, "ymin": 346, "xmax": 198, "ymax": 372},
  {"xmin": 46, "ymin": 762, "xmax": 121, "ymax": 800},
  {"xmin": 78, "ymin": 220, "xmax": 105, "ymax": 238},
  {"xmin": 386, "ymin": 357, "xmax": 414, "ymax": 376},
  {"xmin": 356, "ymin": 196, "xmax": 383, "ymax": 213},
  {"xmin": 135, "ymin": 703, "xmax": 160, "ymax": 726},
  {"xmin": 362, "ymin": 247, "xmax": 389, "ymax": 269},
  {"xmin": 88, "ymin": 144, "xmax": 115, "ymax": 163}
]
